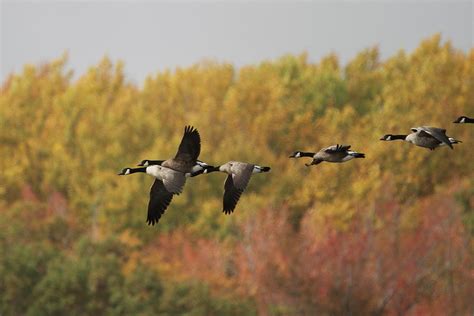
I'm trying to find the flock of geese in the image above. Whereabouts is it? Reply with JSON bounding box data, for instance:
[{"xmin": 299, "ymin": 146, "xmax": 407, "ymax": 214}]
[{"xmin": 119, "ymin": 116, "xmax": 473, "ymax": 226}]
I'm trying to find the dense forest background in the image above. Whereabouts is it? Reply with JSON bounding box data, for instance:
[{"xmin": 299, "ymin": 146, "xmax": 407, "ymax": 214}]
[{"xmin": 0, "ymin": 35, "xmax": 472, "ymax": 315}]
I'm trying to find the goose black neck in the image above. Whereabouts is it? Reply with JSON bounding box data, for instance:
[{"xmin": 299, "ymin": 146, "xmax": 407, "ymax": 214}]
[
  {"xmin": 189, "ymin": 165, "xmax": 219, "ymax": 177},
  {"xmin": 204, "ymin": 166, "xmax": 220, "ymax": 173},
  {"xmin": 300, "ymin": 152, "xmax": 315, "ymax": 157},
  {"xmin": 465, "ymin": 117, "xmax": 474, "ymax": 123},
  {"xmin": 130, "ymin": 167, "xmax": 147, "ymax": 174},
  {"xmin": 147, "ymin": 160, "xmax": 164, "ymax": 165}
]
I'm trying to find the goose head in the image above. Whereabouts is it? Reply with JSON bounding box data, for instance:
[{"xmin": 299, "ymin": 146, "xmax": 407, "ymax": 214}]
[
  {"xmin": 380, "ymin": 134, "xmax": 407, "ymax": 141},
  {"xmin": 195, "ymin": 160, "xmax": 209, "ymax": 167},
  {"xmin": 118, "ymin": 168, "xmax": 132, "ymax": 175},
  {"xmin": 380, "ymin": 134, "xmax": 393, "ymax": 141},
  {"xmin": 289, "ymin": 151, "xmax": 302, "ymax": 158},
  {"xmin": 190, "ymin": 162, "xmax": 212, "ymax": 174},
  {"xmin": 448, "ymin": 137, "xmax": 462, "ymax": 144},
  {"xmin": 453, "ymin": 116, "xmax": 467, "ymax": 123},
  {"xmin": 137, "ymin": 160, "xmax": 151, "ymax": 166}
]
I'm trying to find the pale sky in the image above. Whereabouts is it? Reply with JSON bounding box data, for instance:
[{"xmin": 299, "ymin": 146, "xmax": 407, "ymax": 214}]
[{"xmin": 1, "ymin": 1, "xmax": 473, "ymax": 84}]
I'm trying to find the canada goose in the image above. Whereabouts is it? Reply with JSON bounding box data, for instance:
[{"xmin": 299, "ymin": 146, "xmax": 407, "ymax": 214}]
[
  {"xmin": 118, "ymin": 125, "xmax": 201, "ymax": 225},
  {"xmin": 380, "ymin": 126, "xmax": 455, "ymax": 150},
  {"xmin": 453, "ymin": 116, "xmax": 474, "ymax": 124},
  {"xmin": 380, "ymin": 134, "xmax": 462, "ymax": 149},
  {"xmin": 289, "ymin": 144, "xmax": 365, "ymax": 166},
  {"xmin": 138, "ymin": 159, "xmax": 211, "ymax": 176},
  {"xmin": 197, "ymin": 162, "xmax": 271, "ymax": 214},
  {"xmin": 118, "ymin": 165, "xmax": 186, "ymax": 225}
]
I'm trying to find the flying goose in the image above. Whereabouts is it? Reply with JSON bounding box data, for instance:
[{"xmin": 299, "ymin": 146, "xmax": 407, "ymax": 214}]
[
  {"xmin": 137, "ymin": 159, "xmax": 211, "ymax": 177},
  {"xmin": 196, "ymin": 162, "xmax": 271, "ymax": 214},
  {"xmin": 380, "ymin": 126, "xmax": 456, "ymax": 150},
  {"xmin": 289, "ymin": 144, "xmax": 365, "ymax": 166},
  {"xmin": 118, "ymin": 125, "xmax": 201, "ymax": 225},
  {"xmin": 380, "ymin": 134, "xmax": 462, "ymax": 149},
  {"xmin": 118, "ymin": 165, "xmax": 186, "ymax": 225},
  {"xmin": 453, "ymin": 116, "xmax": 474, "ymax": 124}
]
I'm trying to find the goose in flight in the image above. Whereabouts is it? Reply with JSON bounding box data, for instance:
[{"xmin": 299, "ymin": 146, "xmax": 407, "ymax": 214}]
[
  {"xmin": 289, "ymin": 144, "xmax": 365, "ymax": 166},
  {"xmin": 380, "ymin": 126, "xmax": 456, "ymax": 150},
  {"xmin": 118, "ymin": 125, "xmax": 201, "ymax": 225},
  {"xmin": 196, "ymin": 162, "xmax": 271, "ymax": 214},
  {"xmin": 118, "ymin": 165, "xmax": 186, "ymax": 225}
]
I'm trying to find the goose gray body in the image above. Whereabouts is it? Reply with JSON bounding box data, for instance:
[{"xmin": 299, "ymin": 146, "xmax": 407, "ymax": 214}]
[
  {"xmin": 198, "ymin": 161, "xmax": 271, "ymax": 214},
  {"xmin": 289, "ymin": 144, "xmax": 365, "ymax": 166},
  {"xmin": 410, "ymin": 126, "xmax": 453, "ymax": 149},
  {"xmin": 145, "ymin": 165, "xmax": 186, "ymax": 194},
  {"xmin": 380, "ymin": 126, "xmax": 455, "ymax": 150}
]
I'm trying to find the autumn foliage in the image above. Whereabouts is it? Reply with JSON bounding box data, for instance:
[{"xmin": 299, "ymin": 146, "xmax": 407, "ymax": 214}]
[{"xmin": 0, "ymin": 35, "xmax": 473, "ymax": 315}]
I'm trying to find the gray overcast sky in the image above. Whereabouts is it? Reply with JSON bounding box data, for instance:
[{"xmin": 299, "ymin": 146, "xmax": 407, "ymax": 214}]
[{"xmin": 1, "ymin": 1, "xmax": 473, "ymax": 84}]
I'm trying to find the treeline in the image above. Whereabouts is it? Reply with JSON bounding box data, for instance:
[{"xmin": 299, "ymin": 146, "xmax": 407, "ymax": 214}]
[{"xmin": 0, "ymin": 34, "xmax": 472, "ymax": 315}]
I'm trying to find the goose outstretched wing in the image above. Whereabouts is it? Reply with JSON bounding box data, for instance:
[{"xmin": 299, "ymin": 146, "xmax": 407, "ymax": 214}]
[
  {"xmin": 147, "ymin": 179, "xmax": 174, "ymax": 226},
  {"xmin": 174, "ymin": 125, "xmax": 201, "ymax": 163}
]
